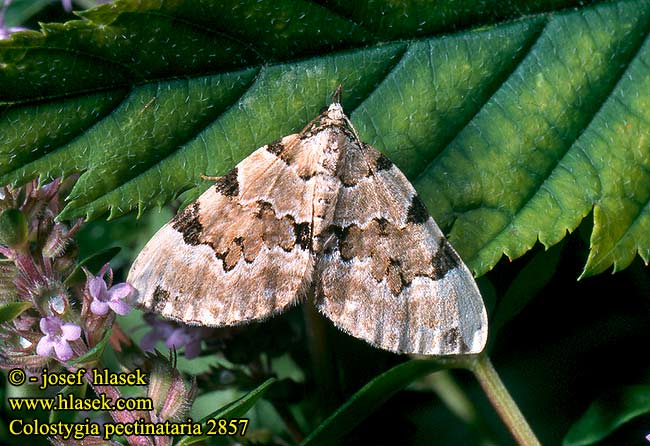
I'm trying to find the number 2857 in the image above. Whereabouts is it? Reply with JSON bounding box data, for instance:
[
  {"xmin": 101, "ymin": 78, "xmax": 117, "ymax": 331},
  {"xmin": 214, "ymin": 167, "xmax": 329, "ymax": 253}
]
[{"xmin": 205, "ymin": 418, "xmax": 249, "ymax": 436}]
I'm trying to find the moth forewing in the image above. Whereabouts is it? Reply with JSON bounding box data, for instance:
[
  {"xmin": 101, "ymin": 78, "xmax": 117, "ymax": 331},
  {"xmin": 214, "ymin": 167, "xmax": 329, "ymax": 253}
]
[{"xmin": 128, "ymin": 102, "xmax": 488, "ymax": 355}]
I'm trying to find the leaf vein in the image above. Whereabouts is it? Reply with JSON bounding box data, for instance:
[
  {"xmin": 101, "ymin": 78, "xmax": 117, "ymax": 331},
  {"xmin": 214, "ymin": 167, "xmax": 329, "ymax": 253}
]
[{"xmin": 413, "ymin": 17, "xmax": 549, "ymax": 182}]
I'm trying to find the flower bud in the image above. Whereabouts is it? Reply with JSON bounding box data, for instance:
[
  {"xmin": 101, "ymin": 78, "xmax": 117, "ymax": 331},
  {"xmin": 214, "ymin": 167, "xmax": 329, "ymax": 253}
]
[
  {"xmin": 0, "ymin": 209, "xmax": 28, "ymax": 248},
  {"xmin": 147, "ymin": 358, "xmax": 195, "ymax": 422},
  {"xmin": 43, "ymin": 223, "xmax": 71, "ymax": 258},
  {"xmin": 53, "ymin": 243, "xmax": 79, "ymax": 275}
]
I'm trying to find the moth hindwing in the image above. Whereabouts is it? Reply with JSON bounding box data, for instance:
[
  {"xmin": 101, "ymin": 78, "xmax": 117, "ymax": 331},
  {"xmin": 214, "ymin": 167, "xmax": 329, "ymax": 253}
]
[{"xmin": 128, "ymin": 102, "xmax": 488, "ymax": 355}]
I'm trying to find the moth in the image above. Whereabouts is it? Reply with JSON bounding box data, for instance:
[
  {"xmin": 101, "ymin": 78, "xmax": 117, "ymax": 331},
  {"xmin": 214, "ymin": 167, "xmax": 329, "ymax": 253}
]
[{"xmin": 128, "ymin": 100, "xmax": 488, "ymax": 355}]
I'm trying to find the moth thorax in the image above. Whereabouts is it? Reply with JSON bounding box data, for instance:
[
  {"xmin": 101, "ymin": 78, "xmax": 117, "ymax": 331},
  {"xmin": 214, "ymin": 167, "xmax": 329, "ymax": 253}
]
[
  {"xmin": 317, "ymin": 128, "xmax": 347, "ymax": 175},
  {"xmin": 311, "ymin": 174, "xmax": 340, "ymax": 252}
]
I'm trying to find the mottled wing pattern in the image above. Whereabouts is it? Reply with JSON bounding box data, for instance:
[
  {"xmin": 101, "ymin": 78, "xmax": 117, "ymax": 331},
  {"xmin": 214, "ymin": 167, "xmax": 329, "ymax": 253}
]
[
  {"xmin": 315, "ymin": 137, "xmax": 488, "ymax": 354},
  {"xmin": 130, "ymin": 102, "xmax": 488, "ymax": 356},
  {"xmin": 128, "ymin": 134, "xmax": 315, "ymax": 326}
]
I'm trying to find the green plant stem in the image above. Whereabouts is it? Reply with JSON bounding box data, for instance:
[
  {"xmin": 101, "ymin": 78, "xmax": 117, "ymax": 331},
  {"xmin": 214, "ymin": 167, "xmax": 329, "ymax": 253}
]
[
  {"xmin": 470, "ymin": 354, "xmax": 540, "ymax": 445},
  {"xmin": 302, "ymin": 292, "xmax": 338, "ymax": 414}
]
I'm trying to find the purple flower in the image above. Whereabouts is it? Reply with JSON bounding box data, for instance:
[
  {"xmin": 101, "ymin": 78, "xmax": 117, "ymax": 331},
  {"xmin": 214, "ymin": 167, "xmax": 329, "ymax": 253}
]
[
  {"xmin": 36, "ymin": 316, "xmax": 81, "ymax": 361},
  {"xmin": 141, "ymin": 315, "xmax": 209, "ymax": 359},
  {"xmin": 89, "ymin": 275, "xmax": 134, "ymax": 316}
]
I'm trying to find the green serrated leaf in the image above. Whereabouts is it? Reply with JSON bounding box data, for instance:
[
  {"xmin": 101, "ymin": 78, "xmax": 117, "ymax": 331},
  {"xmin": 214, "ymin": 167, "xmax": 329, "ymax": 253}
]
[
  {"xmin": 63, "ymin": 246, "xmax": 121, "ymax": 287},
  {"xmin": 301, "ymin": 359, "xmax": 448, "ymax": 446},
  {"xmin": 175, "ymin": 377, "xmax": 276, "ymax": 446},
  {"xmin": 1, "ymin": 0, "xmax": 650, "ymax": 277},
  {"xmin": 0, "ymin": 301, "xmax": 32, "ymax": 324},
  {"xmin": 415, "ymin": 0, "xmax": 650, "ymax": 276},
  {"xmin": 563, "ymin": 385, "xmax": 650, "ymax": 446}
]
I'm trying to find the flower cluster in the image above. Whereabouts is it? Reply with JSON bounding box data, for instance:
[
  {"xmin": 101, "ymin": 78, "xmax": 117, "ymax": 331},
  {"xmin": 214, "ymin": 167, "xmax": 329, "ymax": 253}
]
[
  {"xmin": 0, "ymin": 178, "xmax": 200, "ymax": 446},
  {"xmin": 0, "ymin": 178, "xmax": 134, "ymax": 367}
]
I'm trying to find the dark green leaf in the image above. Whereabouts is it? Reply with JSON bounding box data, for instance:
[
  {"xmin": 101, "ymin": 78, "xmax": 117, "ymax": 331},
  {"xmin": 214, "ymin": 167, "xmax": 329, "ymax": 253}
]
[
  {"xmin": 0, "ymin": 208, "xmax": 28, "ymax": 247},
  {"xmin": 2, "ymin": 0, "xmax": 52, "ymax": 27},
  {"xmin": 563, "ymin": 385, "xmax": 650, "ymax": 446},
  {"xmin": 175, "ymin": 377, "xmax": 276, "ymax": 446},
  {"xmin": 0, "ymin": 301, "xmax": 32, "ymax": 323},
  {"xmin": 301, "ymin": 359, "xmax": 448, "ymax": 446}
]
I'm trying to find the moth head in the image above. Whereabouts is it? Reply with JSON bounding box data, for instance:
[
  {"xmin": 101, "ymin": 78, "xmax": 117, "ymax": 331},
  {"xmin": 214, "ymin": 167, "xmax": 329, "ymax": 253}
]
[{"xmin": 324, "ymin": 102, "xmax": 345, "ymax": 123}]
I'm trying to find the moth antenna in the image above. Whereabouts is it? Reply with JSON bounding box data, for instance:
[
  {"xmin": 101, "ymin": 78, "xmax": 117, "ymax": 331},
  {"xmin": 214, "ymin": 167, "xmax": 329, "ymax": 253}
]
[
  {"xmin": 332, "ymin": 85, "xmax": 343, "ymax": 104},
  {"xmin": 298, "ymin": 113, "xmax": 326, "ymax": 137},
  {"xmin": 342, "ymin": 114, "xmax": 362, "ymax": 145}
]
